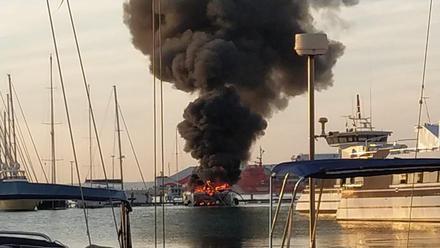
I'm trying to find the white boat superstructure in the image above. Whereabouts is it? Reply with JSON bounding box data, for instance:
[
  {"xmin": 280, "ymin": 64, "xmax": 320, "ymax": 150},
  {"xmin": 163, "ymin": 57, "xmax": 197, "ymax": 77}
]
[{"xmin": 295, "ymin": 95, "xmax": 440, "ymax": 222}]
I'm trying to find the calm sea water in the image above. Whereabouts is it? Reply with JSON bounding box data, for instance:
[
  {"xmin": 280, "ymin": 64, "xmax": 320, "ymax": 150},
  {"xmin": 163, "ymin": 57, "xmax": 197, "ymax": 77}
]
[{"xmin": 1, "ymin": 205, "xmax": 440, "ymax": 247}]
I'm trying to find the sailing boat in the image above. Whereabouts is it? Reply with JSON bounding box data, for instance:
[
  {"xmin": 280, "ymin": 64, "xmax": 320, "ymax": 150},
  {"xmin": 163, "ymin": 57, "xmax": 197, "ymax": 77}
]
[{"xmin": 0, "ymin": 75, "xmax": 38, "ymax": 211}]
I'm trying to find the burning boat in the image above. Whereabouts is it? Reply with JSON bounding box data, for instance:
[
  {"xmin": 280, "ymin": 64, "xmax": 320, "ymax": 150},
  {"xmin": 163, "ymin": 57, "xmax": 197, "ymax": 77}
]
[{"xmin": 183, "ymin": 181, "xmax": 239, "ymax": 207}]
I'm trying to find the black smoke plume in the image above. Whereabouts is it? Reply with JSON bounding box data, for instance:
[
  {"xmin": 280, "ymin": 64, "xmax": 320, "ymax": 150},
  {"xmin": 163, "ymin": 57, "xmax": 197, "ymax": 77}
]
[
  {"xmin": 123, "ymin": 0, "xmax": 357, "ymax": 185},
  {"xmin": 178, "ymin": 87, "xmax": 267, "ymax": 184}
]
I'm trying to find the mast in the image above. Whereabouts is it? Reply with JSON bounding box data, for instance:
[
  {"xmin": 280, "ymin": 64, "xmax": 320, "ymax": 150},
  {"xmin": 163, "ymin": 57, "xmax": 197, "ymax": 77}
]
[
  {"xmin": 257, "ymin": 146, "xmax": 264, "ymax": 167},
  {"xmin": 6, "ymin": 94, "xmax": 11, "ymax": 166},
  {"xmin": 3, "ymin": 111, "xmax": 7, "ymax": 166},
  {"xmin": 8, "ymin": 76, "xmax": 16, "ymax": 164},
  {"xmin": 88, "ymin": 84, "xmax": 92, "ymax": 185},
  {"xmin": 114, "ymin": 85, "xmax": 124, "ymax": 190},
  {"xmin": 50, "ymin": 54, "xmax": 56, "ymax": 184},
  {"xmin": 356, "ymin": 94, "xmax": 361, "ymax": 119},
  {"xmin": 175, "ymin": 127, "xmax": 179, "ymax": 174}
]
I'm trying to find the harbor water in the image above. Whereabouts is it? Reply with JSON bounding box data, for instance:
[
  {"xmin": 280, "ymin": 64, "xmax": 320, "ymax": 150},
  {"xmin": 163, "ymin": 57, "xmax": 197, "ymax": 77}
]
[{"xmin": 1, "ymin": 205, "xmax": 440, "ymax": 247}]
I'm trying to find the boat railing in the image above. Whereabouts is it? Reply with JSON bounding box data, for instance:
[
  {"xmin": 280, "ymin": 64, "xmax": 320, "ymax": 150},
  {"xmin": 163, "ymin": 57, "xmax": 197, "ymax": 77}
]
[
  {"xmin": 269, "ymin": 158, "xmax": 440, "ymax": 248},
  {"xmin": 0, "ymin": 169, "xmax": 27, "ymax": 181},
  {"xmin": 0, "ymin": 230, "xmax": 53, "ymax": 242}
]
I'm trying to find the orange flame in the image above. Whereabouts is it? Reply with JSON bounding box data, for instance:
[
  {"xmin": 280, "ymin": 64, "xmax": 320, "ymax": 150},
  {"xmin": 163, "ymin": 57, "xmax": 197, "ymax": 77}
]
[{"xmin": 193, "ymin": 180, "xmax": 231, "ymax": 196}]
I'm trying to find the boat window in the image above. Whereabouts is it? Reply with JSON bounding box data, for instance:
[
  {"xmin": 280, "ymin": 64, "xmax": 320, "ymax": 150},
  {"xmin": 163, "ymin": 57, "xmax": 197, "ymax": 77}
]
[
  {"xmin": 358, "ymin": 136, "xmax": 367, "ymax": 141},
  {"xmin": 339, "ymin": 137, "xmax": 347, "ymax": 143},
  {"xmin": 399, "ymin": 174, "xmax": 408, "ymax": 184},
  {"xmin": 415, "ymin": 173, "xmax": 423, "ymax": 183},
  {"xmin": 347, "ymin": 137, "xmax": 353, "ymax": 142},
  {"xmin": 343, "ymin": 177, "xmax": 363, "ymax": 188}
]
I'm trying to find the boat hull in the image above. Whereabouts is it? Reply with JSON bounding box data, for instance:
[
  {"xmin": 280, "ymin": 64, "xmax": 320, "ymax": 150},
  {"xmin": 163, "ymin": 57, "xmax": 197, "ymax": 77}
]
[
  {"xmin": 296, "ymin": 188, "xmax": 341, "ymax": 215},
  {"xmin": 0, "ymin": 199, "xmax": 38, "ymax": 211},
  {"xmin": 336, "ymin": 187, "xmax": 440, "ymax": 222}
]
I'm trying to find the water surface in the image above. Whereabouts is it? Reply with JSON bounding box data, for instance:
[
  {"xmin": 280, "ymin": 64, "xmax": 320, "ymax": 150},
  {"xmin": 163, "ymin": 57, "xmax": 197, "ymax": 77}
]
[{"xmin": 1, "ymin": 205, "xmax": 440, "ymax": 247}]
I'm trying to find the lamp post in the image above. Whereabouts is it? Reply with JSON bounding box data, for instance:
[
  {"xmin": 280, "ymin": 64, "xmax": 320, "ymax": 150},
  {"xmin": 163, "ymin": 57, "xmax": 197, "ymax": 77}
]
[{"xmin": 294, "ymin": 33, "xmax": 329, "ymax": 248}]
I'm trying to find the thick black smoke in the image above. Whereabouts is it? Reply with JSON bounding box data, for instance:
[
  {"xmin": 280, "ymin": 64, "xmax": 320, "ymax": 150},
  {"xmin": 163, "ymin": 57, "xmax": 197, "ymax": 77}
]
[
  {"xmin": 177, "ymin": 87, "xmax": 267, "ymax": 184},
  {"xmin": 123, "ymin": 0, "xmax": 356, "ymax": 185}
]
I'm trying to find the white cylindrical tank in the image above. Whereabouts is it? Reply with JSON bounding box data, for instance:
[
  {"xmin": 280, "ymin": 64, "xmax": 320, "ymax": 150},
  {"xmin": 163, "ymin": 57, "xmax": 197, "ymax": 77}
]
[{"xmin": 294, "ymin": 33, "xmax": 329, "ymax": 56}]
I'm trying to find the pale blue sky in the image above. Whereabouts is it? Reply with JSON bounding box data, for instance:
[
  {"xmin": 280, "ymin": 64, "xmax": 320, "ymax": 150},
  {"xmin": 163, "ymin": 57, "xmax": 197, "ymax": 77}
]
[{"xmin": 0, "ymin": 0, "xmax": 439, "ymax": 183}]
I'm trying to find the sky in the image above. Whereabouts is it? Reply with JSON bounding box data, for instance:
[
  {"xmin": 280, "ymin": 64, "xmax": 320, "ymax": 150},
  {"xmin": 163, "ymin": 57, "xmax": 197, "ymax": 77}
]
[{"xmin": 0, "ymin": 0, "xmax": 439, "ymax": 183}]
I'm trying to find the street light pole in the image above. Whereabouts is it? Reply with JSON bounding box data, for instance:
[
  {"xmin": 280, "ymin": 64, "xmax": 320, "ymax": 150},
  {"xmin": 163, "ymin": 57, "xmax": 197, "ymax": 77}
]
[
  {"xmin": 307, "ymin": 55, "xmax": 316, "ymax": 248},
  {"xmin": 294, "ymin": 33, "xmax": 328, "ymax": 248}
]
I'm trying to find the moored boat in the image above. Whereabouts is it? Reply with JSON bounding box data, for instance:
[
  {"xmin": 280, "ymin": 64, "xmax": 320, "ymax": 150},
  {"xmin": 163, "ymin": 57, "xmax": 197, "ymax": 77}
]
[{"xmin": 295, "ymin": 95, "xmax": 440, "ymax": 222}]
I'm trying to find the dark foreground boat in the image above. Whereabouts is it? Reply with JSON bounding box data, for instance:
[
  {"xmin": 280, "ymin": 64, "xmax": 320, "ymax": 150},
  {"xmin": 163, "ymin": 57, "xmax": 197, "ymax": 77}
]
[
  {"xmin": 0, "ymin": 231, "xmax": 66, "ymax": 247},
  {"xmin": 269, "ymin": 158, "xmax": 440, "ymax": 248}
]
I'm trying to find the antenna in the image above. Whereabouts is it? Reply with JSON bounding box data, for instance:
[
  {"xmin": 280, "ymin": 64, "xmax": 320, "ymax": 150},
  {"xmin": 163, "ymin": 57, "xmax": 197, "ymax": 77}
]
[{"xmin": 256, "ymin": 146, "xmax": 265, "ymax": 167}]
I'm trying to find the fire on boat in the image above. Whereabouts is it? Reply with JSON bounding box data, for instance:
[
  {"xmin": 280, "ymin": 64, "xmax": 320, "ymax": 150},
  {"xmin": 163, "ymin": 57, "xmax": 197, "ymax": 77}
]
[{"xmin": 183, "ymin": 181, "xmax": 240, "ymax": 207}]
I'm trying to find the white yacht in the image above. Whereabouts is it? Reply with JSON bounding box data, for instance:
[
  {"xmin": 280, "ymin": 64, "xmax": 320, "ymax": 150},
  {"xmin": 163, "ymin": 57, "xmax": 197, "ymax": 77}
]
[{"xmin": 296, "ymin": 95, "xmax": 440, "ymax": 221}]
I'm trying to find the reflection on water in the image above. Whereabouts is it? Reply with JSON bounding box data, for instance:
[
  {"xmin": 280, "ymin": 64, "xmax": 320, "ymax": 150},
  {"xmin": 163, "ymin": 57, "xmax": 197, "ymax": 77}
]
[{"xmin": 1, "ymin": 205, "xmax": 440, "ymax": 247}]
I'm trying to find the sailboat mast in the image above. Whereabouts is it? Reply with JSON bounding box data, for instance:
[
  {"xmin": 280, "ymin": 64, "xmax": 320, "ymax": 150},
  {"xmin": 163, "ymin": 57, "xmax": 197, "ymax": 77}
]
[
  {"xmin": 50, "ymin": 54, "xmax": 56, "ymax": 184},
  {"xmin": 8, "ymin": 75, "xmax": 16, "ymax": 164},
  {"xmin": 88, "ymin": 84, "xmax": 92, "ymax": 185},
  {"xmin": 114, "ymin": 85, "xmax": 124, "ymax": 190},
  {"xmin": 175, "ymin": 127, "xmax": 179, "ymax": 174},
  {"xmin": 6, "ymin": 94, "xmax": 11, "ymax": 165},
  {"xmin": 3, "ymin": 111, "xmax": 7, "ymax": 166}
]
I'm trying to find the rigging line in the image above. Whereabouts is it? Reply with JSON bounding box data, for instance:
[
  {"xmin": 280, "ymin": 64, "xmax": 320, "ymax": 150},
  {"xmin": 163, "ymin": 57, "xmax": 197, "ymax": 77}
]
[
  {"xmin": 409, "ymin": 1, "xmax": 433, "ymax": 247},
  {"xmin": 0, "ymin": 94, "xmax": 15, "ymax": 165},
  {"xmin": 9, "ymin": 90, "xmax": 39, "ymax": 183},
  {"xmin": 158, "ymin": 0, "xmax": 166, "ymax": 246},
  {"xmin": 44, "ymin": 0, "xmax": 92, "ymax": 246},
  {"xmin": 0, "ymin": 124, "xmax": 7, "ymax": 164},
  {"xmin": 89, "ymin": 89, "xmax": 114, "ymax": 168},
  {"xmin": 152, "ymin": 0, "xmax": 158, "ymax": 247},
  {"xmin": 64, "ymin": 0, "xmax": 120, "ymax": 245},
  {"xmin": 118, "ymin": 103, "xmax": 148, "ymax": 190},
  {"xmin": 0, "ymin": 91, "xmax": 38, "ymax": 182},
  {"xmin": 16, "ymin": 136, "xmax": 34, "ymax": 182},
  {"xmin": 15, "ymin": 115, "xmax": 39, "ymax": 183},
  {"xmin": 17, "ymin": 149, "xmax": 32, "ymax": 182},
  {"xmin": 423, "ymin": 97, "xmax": 432, "ymax": 123},
  {"xmin": 98, "ymin": 89, "xmax": 114, "ymax": 137},
  {"xmin": 11, "ymin": 85, "xmax": 48, "ymax": 183}
]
